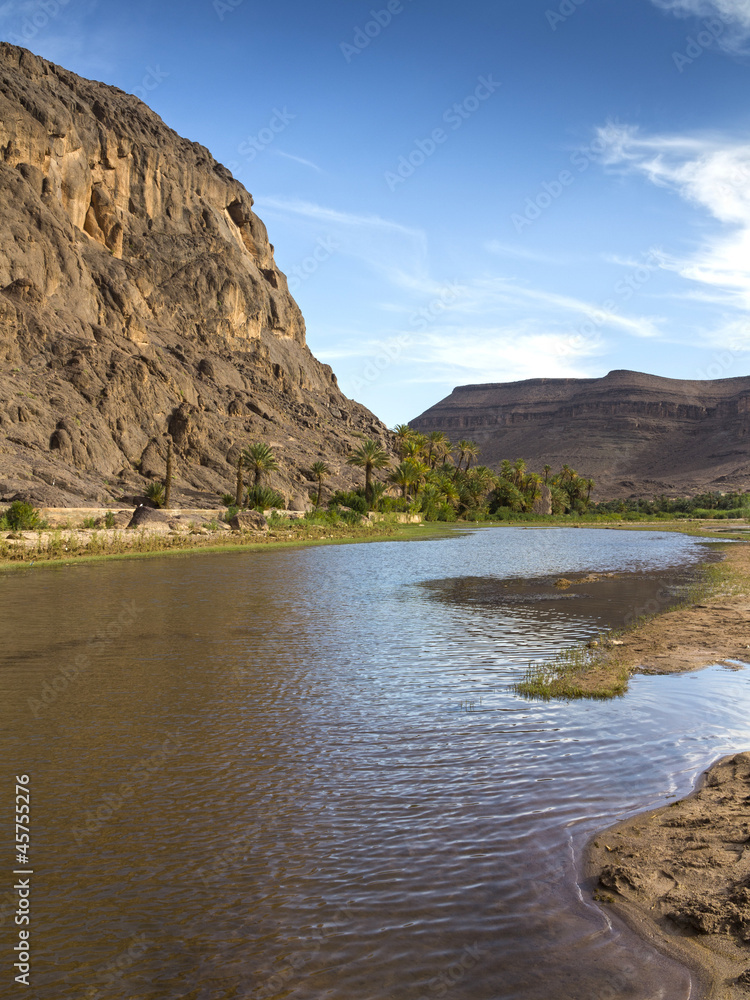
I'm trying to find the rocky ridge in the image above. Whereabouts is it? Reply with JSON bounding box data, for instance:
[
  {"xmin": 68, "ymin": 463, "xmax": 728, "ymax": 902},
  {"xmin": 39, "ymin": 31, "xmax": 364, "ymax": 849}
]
[
  {"xmin": 0, "ymin": 43, "xmax": 391, "ymax": 508},
  {"xmin": 410, "ymin": 370, "xmax": 750, "ymax": 499}
]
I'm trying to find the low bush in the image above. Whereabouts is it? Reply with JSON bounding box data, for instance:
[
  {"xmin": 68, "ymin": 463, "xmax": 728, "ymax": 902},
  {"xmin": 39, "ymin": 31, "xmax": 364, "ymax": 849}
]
[
  {"xmin": 145, "ymin": 482, "xmax": 166, "ymax": 509},
  {"xmin": 246, "ymin": 485, "xmax": 284, "ymax": 511},
  {"xmin": 2, "ymin": 501, "xmax": 41, "ymax": 530}
]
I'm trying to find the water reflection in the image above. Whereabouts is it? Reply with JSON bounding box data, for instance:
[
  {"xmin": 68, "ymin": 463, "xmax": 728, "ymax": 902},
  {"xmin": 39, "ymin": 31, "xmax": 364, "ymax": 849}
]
[{"xmin": 0, "ymin": 528, "xmax": 743, "ymax": 999}]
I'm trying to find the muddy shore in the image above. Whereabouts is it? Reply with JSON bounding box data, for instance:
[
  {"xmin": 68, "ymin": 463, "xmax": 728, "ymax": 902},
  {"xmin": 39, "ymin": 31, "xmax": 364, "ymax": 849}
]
[
  {"xmin": 597, "ymin": 542, "xmax": 750, "ymax": 676},
  {"xmin": 584, "ymin": 543, "xmax": 750, "ymax": 999},
  {"xmin": 586, "ymin": 753, "xmax": 750, "ymax": 999}
]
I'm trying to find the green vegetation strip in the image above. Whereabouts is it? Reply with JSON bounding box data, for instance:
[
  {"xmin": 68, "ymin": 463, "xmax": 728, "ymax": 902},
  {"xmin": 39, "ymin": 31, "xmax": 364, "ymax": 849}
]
[{"xmin": 0, "ymin": 519, "xmax": 456, "ymax": 572}]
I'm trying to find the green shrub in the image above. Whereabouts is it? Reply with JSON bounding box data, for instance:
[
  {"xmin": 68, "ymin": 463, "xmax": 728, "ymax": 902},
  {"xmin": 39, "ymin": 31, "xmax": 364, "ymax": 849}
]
[
  {"xmin": 4, "ymin": 501, "xmax": 41, "ymax": 530},
  {"xmin": 223, "ymin": 505, "xmax": 239, "ymax": 523},
  {"xmin": 245, "ymin": 485, "xmax": 284, "ymax": 511},
  {"xmin": 328, "ymin": 490, "xmax": 369, "ymax": 514},
  {"xmin": 82, "ymin": 517, "xmax": 97, "ymax": 528},
  {"xmin": 104, "ymin": 511, "xmax": 116, "ymax": 529},
  {"xmin": 145, "ymin": 482, "xmax": 166, "ymax": 509},
  {"xmin": 340, "ymin": 509, "xmax": 363, "ymax": 525},
  {"xmin": 220, "ymin": 493, "xmax": 235, "ymax": 506}
]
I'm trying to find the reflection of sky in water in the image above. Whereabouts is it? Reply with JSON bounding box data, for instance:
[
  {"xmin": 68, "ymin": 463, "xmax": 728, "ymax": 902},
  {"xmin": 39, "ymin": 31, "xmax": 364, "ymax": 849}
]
[{"xmin": 0, "ymin": 528, "xmax": 742, "ymax": 999}]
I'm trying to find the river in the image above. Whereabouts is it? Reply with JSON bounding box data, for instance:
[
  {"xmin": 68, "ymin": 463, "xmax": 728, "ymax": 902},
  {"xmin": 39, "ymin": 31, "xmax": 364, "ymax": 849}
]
[{"xmin": 2, "ymin": 526, "xmax": 748, "ymax": 999}]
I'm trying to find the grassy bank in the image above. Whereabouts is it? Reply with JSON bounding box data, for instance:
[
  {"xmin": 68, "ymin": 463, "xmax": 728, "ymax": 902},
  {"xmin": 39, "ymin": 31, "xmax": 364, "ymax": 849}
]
[
  {"xmin": 514, "ymin": 539, "xmax": 750, "ymax": 701},
  {"xmin": 0, "ymin": 518, "xmax": 456, "ymax": 571}
]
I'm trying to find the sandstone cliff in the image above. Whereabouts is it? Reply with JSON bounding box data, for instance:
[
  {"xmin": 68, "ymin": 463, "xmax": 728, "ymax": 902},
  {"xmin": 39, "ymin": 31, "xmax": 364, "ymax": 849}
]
[
  {"xmin": 0, "ymin": 44, "xmax": 390, "ymax": 508},
  {"xmin": 410, "ymin": 370, "xmax": 750, "ymax": 498}
]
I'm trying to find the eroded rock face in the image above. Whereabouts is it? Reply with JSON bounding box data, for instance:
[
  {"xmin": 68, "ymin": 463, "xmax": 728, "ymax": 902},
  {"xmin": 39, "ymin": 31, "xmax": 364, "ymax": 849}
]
[
  {"xmin": 0, "ymin": 44, "xmax": 392, "ymax": 504},
  {"xmin": 410, "ymin": 370, "xmax": 750, "ymax": 499}
]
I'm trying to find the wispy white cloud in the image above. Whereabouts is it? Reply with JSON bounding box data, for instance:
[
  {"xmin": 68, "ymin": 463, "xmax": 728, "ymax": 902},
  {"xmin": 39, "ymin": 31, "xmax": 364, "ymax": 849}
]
[
  {"xmin": 271, "ymin": 150, "xmax": 324, "ymax": 173},
  {"xmin": 319, "ymin": 322, "xmax": 604, "ymax": 394},
  {"xmin": 594, "ymin": 124, "xmax": 750, "ymax": 311},
  {"xmin": 650, "ymin": 0, "xmax": 750, "ymax": 52},
  {"xmin": 483, "ymin": 240, "xmax": 573, "ymax": 266},
  {"xmin": 255, "ymin": 196, "xmax": 432, "ymax": 291}
]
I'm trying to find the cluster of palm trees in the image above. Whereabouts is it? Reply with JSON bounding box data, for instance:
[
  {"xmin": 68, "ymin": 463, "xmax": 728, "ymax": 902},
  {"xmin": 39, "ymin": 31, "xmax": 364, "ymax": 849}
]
[
  {"xmin": 341, "ymin": 428, "xmax": 496, "ymax": 518},
  {"xmin": 232, "ymin": 432, "xmax": 594, "ymax": 520},
  {"xmin": 490, "ymin": 459, "xmax": 595, "ymax": 515}
]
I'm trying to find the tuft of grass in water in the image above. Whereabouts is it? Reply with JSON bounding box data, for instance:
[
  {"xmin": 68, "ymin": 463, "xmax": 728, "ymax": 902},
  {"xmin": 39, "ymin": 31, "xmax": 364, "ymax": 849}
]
[{"xmin": 514, "ymin": 637, "xmax": 630, "ymax": 701}]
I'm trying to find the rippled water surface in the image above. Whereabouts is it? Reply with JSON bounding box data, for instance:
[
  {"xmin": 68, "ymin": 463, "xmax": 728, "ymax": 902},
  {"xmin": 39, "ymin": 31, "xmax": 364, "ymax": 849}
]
[{"xmin": 2, "ymin": 527, "xmax": 749, "ymax": 1000}]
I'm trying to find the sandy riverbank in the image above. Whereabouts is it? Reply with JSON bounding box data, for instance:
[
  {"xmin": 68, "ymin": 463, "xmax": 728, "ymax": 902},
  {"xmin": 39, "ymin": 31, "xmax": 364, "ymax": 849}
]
[{"xmin": 586, "ymin": 752, "xmax": 750, "ymax": 999}]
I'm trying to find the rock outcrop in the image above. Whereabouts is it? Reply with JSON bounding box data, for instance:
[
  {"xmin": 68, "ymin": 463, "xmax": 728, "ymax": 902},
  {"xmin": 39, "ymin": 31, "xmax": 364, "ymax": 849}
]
[
  {"xmin": 0, "ymin": 44, "xmax": 391, "ymax": 507},
  {"xmin": 410, "ymin": 370, "xmax": 750, "ymax": 498}
]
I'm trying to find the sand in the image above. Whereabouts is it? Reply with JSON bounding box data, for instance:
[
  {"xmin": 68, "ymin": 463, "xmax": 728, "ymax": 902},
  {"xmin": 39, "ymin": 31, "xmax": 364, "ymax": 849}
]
[
  {"xmin": 586, "ymin": 754, "xmax": 750, "ymax": 999},
  {"xmin": 600, "ymin": 543, "xmax": 750, "ymax": 677}
]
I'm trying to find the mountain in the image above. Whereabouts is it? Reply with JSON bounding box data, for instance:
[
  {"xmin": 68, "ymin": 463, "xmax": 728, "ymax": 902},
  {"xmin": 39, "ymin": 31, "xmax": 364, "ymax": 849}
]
[
  {"xmin": 0, "ymin": 43, "xmax": 390, "ymax": 508},
  {"xmin": 410, "ymin": 370, "xmax": 750, "ymax": 498}
]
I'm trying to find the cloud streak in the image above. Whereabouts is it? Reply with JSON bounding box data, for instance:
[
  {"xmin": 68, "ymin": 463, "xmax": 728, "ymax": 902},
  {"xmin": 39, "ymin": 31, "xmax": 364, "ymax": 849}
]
[
  {"xmin": 594, "ymin": 124, "xmax": 750, "ymax": 311},
  {"xmin": 650, "ymin": 0, "xmax": 750, "ymax": 51}
]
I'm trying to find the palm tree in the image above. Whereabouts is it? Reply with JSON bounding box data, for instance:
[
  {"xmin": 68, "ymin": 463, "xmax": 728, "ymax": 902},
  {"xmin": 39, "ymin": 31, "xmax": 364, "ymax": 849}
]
[
  {"xmin": 454, "ymin": 440, "xmax": 471, "ymax": 473},
  {"xmin": 409, "ymin": 460, "xmax": 430, "ymax": 496},
  {"xmin": 463, "ymin": 442, "xmax": 480, "ymax": 472},
  {"xmin": 243, "ymin": 442, "xmax": 279, "ymax": 487},
  {"xmin": 389, "ymin": 461, "xmax": 416, "ymax": 498},
  {"xmin": 543, "ymin": 464, "xmax": 552, "ymax": 484},
  {"xmin": 426, "ymin": 431, "xmax": 449, "ymax": 468},
  {"xmin": 393, "ymin": 424, "xmax": 414, "ymax": 460},
  {"xmin": 346, "ymin": 439, "xmax": 390, "ymax": 504},
  {"xmin": 310, "ymin": 461, "xmax": 330, "ymax": 510},
  {"xmin": 512, "ymin": 458, "xmax": 526, "ymax": 488}
]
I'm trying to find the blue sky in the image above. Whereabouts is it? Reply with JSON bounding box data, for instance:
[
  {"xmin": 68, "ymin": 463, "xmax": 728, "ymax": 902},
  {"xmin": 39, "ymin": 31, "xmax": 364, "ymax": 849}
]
[{"xmin": 2, "ymin": 0, "xmax": 750, "ymax": 425}]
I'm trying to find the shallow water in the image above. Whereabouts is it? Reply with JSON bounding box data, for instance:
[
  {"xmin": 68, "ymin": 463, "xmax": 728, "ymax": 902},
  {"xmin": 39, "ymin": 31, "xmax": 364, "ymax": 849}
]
[{"xmin": 1, "ymin": 527, "xmax": 747, "ymax": 999}]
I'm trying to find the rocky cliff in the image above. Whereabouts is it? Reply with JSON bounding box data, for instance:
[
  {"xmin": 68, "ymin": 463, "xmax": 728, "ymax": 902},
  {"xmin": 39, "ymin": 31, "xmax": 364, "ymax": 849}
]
[
  {"xmin": 0, "ymin": 43, "xmax": 390, "ymax": 508},
  {"xmin": 410, "ymin": 370, "xmax": 750, "ymax": 498}
]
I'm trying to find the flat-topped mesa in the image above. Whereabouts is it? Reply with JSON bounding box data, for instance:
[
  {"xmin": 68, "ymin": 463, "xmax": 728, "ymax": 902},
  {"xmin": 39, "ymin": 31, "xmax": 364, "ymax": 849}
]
[
  {"xmin": 0, "ymin": 44, "xmax": 391, "ymax": 506},
  {"xmin": 410, "ymin": 370, "xmax": 750, "ymax": 499}
]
